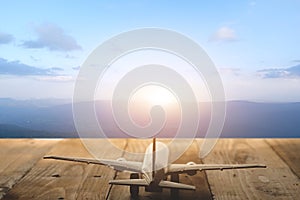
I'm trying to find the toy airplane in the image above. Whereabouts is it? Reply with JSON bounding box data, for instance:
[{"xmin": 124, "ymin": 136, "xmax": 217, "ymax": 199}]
[{"xmin": 44, "ymin": 138, "xmax": 266, "ymax": 198}]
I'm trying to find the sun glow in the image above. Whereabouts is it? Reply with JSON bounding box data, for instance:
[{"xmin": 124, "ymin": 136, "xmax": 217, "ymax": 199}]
[
  {"xmin": 132, "ymin": 85, "xmax": 177, "ymax": 106},
  {"xmin": 127, "ymin": 84, "xmax": 180, "ymax": 133}
]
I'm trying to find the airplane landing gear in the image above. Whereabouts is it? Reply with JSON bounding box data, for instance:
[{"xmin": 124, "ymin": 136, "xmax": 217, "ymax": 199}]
[
  {"xmin": 130, "ymin": 173, "xmax": 139, "ymax": 198},
  {"xmin": 170, "ymin": 173, "xmax": 179, "ymax": 199}
]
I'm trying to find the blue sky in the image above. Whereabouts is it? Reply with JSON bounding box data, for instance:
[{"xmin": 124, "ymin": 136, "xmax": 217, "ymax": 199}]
[{"xmin": 0, "ymin": 0, "xmax": 300, "ymax": 101}]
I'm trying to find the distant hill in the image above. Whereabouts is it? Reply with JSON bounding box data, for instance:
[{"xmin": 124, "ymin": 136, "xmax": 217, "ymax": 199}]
[
  {"xmin": 0, "ymin": 98, "xmax": 299, "ymax": 138},
  {"xmin": 0, "ymin": 124, "xmax": 74, "ymax": 138},
  {"xmin": 0, "ymin": 98, "xmax": 71, "ymax": 107},
  {"xmin": 0, "ymin": 98, "xmax": 76, "ymax": 137},
  {"xmin": 223, "ymin": 101, "xmax": 300, "ymax": 137}
]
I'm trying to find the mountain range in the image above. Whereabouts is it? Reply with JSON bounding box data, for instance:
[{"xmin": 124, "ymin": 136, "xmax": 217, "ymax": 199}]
[{"xmin": 0, "ymin": 98, "xmax": 299, "ymax": 138}]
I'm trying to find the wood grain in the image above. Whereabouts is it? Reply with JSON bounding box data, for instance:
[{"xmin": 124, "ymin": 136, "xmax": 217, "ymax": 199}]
[
  {"xmin": 202, "ymin": 139, "xmax": 300, "ymax": 200},
  {"xmin": 107, "ymin": 139, "xmax": 150, "ymax": 200},
  {"xmin": 172, "ymin": 140, "xmax": 212, "ymax": 200},
  {"xmin": 266, "ymin": 139, "xmax": 300, "ymax": 179},
  {"xmin": 0, "ymin": 139, "xmax": 59, "ymax": 199},
  {"xmin": 3, "ymin": 139, "xmax": 126, "ymax": 200},
  {"xmin": 0, "ymin": 139, "xmax": 299, "ymax": 200}
]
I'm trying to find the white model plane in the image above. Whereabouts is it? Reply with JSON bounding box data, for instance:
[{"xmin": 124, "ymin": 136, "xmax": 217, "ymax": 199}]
[{"xmin": 44, "ymin": 138, "xmax": 266, "ymax": 198}]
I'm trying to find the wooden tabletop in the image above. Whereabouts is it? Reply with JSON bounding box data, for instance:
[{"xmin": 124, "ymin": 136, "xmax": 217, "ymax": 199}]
[{"xmin": 0, "ymin": 139, "xmax": 299, "ymax": 200}]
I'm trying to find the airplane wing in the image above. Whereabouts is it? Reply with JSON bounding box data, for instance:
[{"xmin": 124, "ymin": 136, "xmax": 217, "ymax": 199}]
[
  {"xmin": 159, "ymin": 181, "xmax": 195, "ymax": 190},
  {"xmin": 167, "ymin": 163, "xmax": 266, "ymax": 174},
  {"xmin": 44, "ymin": 156, "xmax": 143, "ymax": 172},
  {"xmin": 109, "ymin": 179, "xmax": 195, "ymax": 190},
  {"xmin": 109, "ymin": 179, "xmax": 149, "ymax": 186}
]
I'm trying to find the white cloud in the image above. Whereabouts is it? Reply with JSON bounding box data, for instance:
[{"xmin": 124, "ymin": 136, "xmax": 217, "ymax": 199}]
[
  {"xmin": 257, "ymin": 64, "xmax": 300, "ymax": 79},
  {"xmin": 220, "ymin": 68, "xmax": 300, "ymax": 102},
  {"xmin": 218, "ymin": 67, "xmax": 241, "ymax": 76},
  {"xmin": 0, "ymin": 32, "xmax": 14, "ymax": 44},
  {"xmin": 22, "ymin": 23, "xmax": 82, "ymax": 51},
  {"xmin": 211, "ymin": 26, "xmax": 238, "ymax": 42},
  {"xmin": 72, "ymin": 66, "xmax": 80, "ymax": 70},
  {"xmin": 0, "ymin": 76, "xmax": 74, "ymax": 99},
  {"xmin": 0, "ymin": 57, "xmax": 62, "ymax": 76},
  {"xmin": 35, "ymin": 75, "xmax": 74, "ymax": 82}
]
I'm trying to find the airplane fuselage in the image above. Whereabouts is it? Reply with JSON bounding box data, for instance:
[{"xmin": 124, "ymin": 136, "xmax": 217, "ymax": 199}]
[{"xmin": 141, "ymin": 141, "xmax": 169, "ymax": 192}]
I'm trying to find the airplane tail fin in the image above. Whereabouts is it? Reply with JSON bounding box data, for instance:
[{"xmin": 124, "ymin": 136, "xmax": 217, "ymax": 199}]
[{"xmin": 152, "ymin": 138, "xmax": 156, "ymax": 177}]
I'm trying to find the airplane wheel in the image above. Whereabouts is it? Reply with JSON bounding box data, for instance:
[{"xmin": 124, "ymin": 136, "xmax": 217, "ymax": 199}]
[
  {"xmin": 170, "ymin": 174, "xmax": 179, "ymax": 199},
  {"xmin": 130, "ymin": 173, "xmax": 139, "ymax": 198},
  {"xmin": 171, "ymin": 173, "xmax": 179, "ymax": 182}
]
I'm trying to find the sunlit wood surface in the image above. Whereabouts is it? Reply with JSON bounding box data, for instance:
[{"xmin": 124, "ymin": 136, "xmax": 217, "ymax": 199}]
[{"xmin": 0, "ymin": 139, "xmax": 299, "ymax": 200}]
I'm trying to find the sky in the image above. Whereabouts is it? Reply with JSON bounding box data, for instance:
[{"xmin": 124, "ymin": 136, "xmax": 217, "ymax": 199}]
[{"xmin": 0, "ymin": 0, "xmax": 300, "ymax": 102}]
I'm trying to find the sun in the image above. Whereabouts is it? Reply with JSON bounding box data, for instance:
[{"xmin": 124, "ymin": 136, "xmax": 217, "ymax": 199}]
[
  {"xmin": 134, "ymin": 85, "xmax": 177, "ymax": 106},
  {"xmin": 128, "ymin": 84, "xmax": 180, "ymax": 129}
]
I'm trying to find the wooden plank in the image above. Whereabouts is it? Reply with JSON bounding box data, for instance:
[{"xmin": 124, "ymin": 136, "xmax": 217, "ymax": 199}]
[
  {"xmin": 266, "ymin": 139, "xmax": 300, "ymax": 178},
  {"xmin": 0, "ymin": 139, "xmax": 59, "ymax": 199},
  {"xmin": 2, "ymin": 139, "xmax": 299, "ymax": 199},
  {"xmin": 202, "ymin": 139, "xmax": 300, "ymax": 200},
  {"xmin": 3, "ymin": 139, "xmax": 126, "ymax": 200},
  {"xmin": 107, "ymin": 139, "xmax": 150, "ymax": 200},
  {"xmin": 107, "ymin": 139, "xmax": 212, "ymax": 200},
  {"xmin": 172, "ymin": 139, "xmax": 212, "ymax": 200}
]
